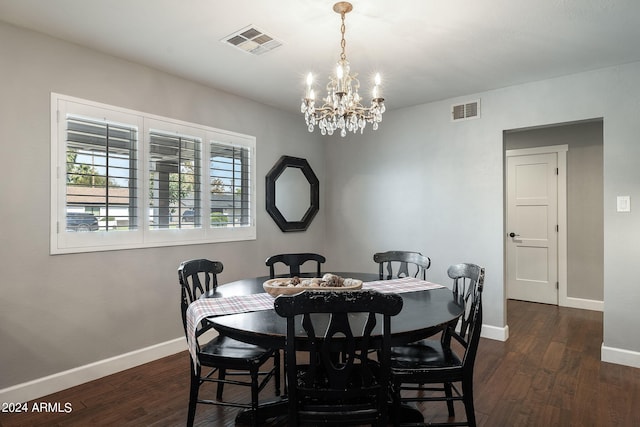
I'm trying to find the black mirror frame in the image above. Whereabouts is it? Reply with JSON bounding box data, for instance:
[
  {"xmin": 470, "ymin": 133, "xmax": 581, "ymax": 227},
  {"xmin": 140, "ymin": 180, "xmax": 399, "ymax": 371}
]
[{"xmin": 266, "ymin": 155, "xmax": 319, "ymax": 232}]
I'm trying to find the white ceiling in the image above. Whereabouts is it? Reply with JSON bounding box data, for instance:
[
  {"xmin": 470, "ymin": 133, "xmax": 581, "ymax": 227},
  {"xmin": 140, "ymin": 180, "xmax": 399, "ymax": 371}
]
[{"xmin": 2, "ymin": 0, "xmax": 640, "ymax": 114}]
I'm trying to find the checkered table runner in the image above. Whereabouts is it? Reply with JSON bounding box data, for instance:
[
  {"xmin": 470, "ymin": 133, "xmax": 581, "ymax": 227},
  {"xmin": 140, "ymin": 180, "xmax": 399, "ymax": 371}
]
[
  {"xmin": 186, "ymin": 277, "xmax": 445, "ymax": 368},
  {"xmin": 186, "ymin": 293, "xmax": 275, "ymax": 368},
  {"xmin": 363, "ymin": 277, "xmax": 445, "ymax": 293}
]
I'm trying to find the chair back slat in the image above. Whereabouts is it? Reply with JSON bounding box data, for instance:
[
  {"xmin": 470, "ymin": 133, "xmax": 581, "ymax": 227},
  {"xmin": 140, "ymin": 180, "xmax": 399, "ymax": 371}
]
[
  {"xmin": 178, "ymin": 259, "xmax": 224, "ymax": 335},
  {"xmin": 373, "ymin": 250, "xmax": 431, "ymax": 280},
  {"xmin": 265, "ymin": 253, "xmax": 326, "ymax": 278},
  {"xmin": 275, "ymin": 290, "xmax": 402, "ymax": 426},
  {"xmin": 447, "ymin": 263, "xmax": 484, "ymax": 342}
]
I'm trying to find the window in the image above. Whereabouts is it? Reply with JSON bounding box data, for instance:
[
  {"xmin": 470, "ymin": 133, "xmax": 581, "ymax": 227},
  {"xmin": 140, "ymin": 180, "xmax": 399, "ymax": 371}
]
[
  {"xmin": 148, "ymin": 129, "xmax": 201, "ymax": 230},
  {"xmin": 210, "ymin": 143, "xmax": 252, "ymax": 228},
  {"xmin": 65, "ymin": 115, "xmax": 139, "ymax": 232},
  {"xmin": 51, "ymin": 93, "xmax": 256, "ymax": 254}
]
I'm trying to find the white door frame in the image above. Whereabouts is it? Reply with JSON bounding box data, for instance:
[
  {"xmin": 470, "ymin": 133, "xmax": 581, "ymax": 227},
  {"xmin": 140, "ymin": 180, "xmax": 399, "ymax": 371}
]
[{"xmin": 505, "ymin": 145, "xmax": 568, "ymax": 307}]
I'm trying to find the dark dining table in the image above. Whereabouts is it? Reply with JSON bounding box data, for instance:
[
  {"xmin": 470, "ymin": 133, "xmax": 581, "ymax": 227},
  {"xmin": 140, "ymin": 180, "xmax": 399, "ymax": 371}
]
[
  {"xmin": 199, "ymin": 272, "xmax": 464, "ymax": 425},
  {"xmin": 207, "ymin": 272, "xmax": 464, "ymax": 350}
]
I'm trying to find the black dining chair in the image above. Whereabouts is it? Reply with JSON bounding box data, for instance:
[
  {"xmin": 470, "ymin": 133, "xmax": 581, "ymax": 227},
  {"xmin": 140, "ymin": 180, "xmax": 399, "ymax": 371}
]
[
  {"xmin": 274, "ymin": 289, "xmax": 403, "ymax": 427},
  {"xmin": 178, "ymin": 259, "xmax": 280, "ymax": 427},
  {"xmin": 389, "ymin": 263, "xmax": 485, "ymax": 427},
  {"xmin": 373, "ymin": 250, "xmax": 431, "ymax": 280},
  {"xmin": 265, "ymin": 252, "xmax": 326, "ymax": 278}
]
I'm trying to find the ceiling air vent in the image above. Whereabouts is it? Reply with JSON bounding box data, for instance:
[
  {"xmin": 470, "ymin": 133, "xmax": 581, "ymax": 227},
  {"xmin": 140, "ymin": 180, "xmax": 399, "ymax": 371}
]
[
  {"xmin": 451, "ymin": 99, "xmax": 480, "ymax": 121},
  {"xmin": 222, "ymin": 26, "xmax": 282, "ymax": 55}
]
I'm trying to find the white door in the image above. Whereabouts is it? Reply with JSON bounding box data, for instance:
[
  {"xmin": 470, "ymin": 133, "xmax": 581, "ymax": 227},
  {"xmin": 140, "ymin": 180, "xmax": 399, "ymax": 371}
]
[{"xmin": 506, "ymin": 152, "xmax": 558, "ymax": 304}]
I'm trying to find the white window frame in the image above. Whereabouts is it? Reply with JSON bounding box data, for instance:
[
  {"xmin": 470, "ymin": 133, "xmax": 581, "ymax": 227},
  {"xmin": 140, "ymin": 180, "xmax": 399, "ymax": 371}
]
[{"xmin": 51, "ymin": 93, "xmax": 256, "ymax": 254}]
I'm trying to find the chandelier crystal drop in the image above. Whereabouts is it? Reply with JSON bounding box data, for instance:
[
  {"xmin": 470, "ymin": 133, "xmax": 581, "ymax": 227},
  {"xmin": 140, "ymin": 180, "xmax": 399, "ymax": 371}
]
[{"xmin": 301, "ymin": 2, "xmax": 385, "ymax": 138}]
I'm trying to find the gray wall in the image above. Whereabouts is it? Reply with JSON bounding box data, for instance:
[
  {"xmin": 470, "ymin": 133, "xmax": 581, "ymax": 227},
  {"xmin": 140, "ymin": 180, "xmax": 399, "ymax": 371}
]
[
  {"xmin": 323, "ymin": 62, "xmax": 640, "ymax": 357},
  {"xmin": 3, "ymin": 19, "xmax": 640, "ymax": 394},
  {"xmin": 504, "ymin": 121, "xmax": 604, "ymax": 301},
  {"xmin": 0, "ymin": 22, "xmax": 326, "ymax": 389},
  {"xmin": 324, "ymin": 99, "xmax": 506, "ymax": 329}
]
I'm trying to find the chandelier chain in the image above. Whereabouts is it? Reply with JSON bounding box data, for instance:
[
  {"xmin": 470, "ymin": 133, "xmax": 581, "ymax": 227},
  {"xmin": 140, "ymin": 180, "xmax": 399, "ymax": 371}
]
[{"xmin": 340, "ymin": 12, "xmax": 347, "ymax": 61}]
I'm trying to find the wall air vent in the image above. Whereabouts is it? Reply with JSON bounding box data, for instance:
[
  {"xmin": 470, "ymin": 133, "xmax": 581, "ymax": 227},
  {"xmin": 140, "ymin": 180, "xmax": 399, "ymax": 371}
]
[
  {"xmin": 451, "ymin": 99, "xmax": 480, "ymax": 121},
  {"xmin": 222, "ymin": 26, "xmax": 282, "ymax": 55}
]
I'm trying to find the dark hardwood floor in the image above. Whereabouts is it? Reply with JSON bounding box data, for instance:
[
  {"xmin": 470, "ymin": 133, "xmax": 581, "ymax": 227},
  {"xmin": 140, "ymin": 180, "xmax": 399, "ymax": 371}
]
[{"xmin": 2, "ymin": 300, "xmax": 640, "ymax": 426}]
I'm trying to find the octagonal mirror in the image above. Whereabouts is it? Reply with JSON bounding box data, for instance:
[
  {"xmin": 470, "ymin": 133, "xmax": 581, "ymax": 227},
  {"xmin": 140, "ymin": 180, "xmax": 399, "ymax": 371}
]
[{"xmin": 266, "ymin": 155, "xmax": 319, "ymax": 232}]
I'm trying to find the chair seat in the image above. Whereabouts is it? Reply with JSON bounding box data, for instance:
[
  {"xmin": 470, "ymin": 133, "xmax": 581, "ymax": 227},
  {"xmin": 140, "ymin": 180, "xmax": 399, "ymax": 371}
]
[
  {"xmin": 391, "ymin": 339, "xmax": 461, "ymax": 370},
  {"xmin": 295, "ymin": 362, "xmax": 382, "ymax": 400},
  {"xmin": 199, "ymin": 335, "xmax": 275, "ymax": 367},
  {"xmin": 294, "ymin": 366, "xmax": 384, "ymax": 425}
]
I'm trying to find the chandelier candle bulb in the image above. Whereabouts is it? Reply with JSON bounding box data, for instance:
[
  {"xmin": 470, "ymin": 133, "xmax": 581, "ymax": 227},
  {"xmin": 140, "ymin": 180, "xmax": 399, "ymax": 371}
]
[
  {"xmin": 306, "ymin": 72, "xmax": 313, "ymax": 98},
  {"xmin": 373, "ymin": 73, "xmax": 382, "ymax": 99},
  {"xmin": 306, "ymin": 72, "xmax": 313, "ymax": 86},
  {"xmin": 300, "ymin": 2, "xmax": 385, "ymax": 137}
]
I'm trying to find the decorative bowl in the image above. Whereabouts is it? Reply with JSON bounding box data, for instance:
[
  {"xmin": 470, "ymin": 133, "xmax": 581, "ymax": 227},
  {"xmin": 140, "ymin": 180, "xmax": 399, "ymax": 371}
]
[{"xmin": 263, "ymin": 277, "xmax": 363, "ymax": 297}]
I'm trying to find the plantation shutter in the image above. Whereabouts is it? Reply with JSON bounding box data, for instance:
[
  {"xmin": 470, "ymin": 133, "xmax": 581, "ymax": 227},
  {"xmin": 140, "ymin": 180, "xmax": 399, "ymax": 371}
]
[
  {"xmin": 210, "ymin": 142, "xmax": 252, "ymax": 227},
  {"xmin": 65, "ymin": 116, "xmax": 138, "ymax": 231},
  {"xmin": 148, "ymin": 131, "xmax": 201, "ymax": 229}
]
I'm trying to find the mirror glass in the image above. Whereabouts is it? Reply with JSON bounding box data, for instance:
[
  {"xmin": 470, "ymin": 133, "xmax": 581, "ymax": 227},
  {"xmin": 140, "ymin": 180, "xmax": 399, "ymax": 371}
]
[{"xmin": 275, "ymin": 167, "xmax": 309, "ymax": 222}]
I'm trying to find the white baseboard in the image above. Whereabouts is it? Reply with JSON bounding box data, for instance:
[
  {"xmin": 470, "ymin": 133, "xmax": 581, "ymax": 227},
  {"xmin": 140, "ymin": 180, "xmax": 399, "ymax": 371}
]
[
  {"xmin": 0, "ymin": 323, "xmax": 517, "ymax": 404},
  {"xmin": 561, "ymin": 296, "xmax": 603, "ymax": 312},
  {"xmin": 601, "ymin": 344, "xmax": 640, "ymax": 369},
  {"xmin": 481, "ymin": 323, "xmax": 509, "ymax": 342},
  {"xmin": 0, "ymin": 337, "xmax": 186, "ymax": 404}
]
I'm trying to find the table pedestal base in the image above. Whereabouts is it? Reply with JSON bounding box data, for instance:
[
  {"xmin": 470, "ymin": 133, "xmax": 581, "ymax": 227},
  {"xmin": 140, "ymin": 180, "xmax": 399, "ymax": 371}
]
[
  {"xmin": 234, "ymin": 398, "xmax": 424, "ymax": 426},
  {"xmin": 391, "ymin": 402, "xmax": 427, "ymax": 425},
  {"xmin": 235, "ymin": 397, "xmax": 288, "ymax": 425}
]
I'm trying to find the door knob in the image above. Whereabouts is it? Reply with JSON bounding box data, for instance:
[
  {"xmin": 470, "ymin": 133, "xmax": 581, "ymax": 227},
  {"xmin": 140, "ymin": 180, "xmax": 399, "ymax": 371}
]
[{"xmin": 509, "ymin": 232, "xmax": 520, "ymax": 238}]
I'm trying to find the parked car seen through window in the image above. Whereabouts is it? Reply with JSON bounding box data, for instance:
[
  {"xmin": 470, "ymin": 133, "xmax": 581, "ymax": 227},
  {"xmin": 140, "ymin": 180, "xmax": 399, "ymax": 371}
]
[{"xmin": 66, "ymin": 212, "xmax": 99, "ymax": 232}]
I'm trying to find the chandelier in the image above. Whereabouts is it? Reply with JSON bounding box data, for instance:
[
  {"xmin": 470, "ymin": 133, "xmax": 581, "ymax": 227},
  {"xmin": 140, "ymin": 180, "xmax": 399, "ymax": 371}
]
[{"xmin": 301, "ymin": 2, "xmax": 385, "ymax": 137}]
